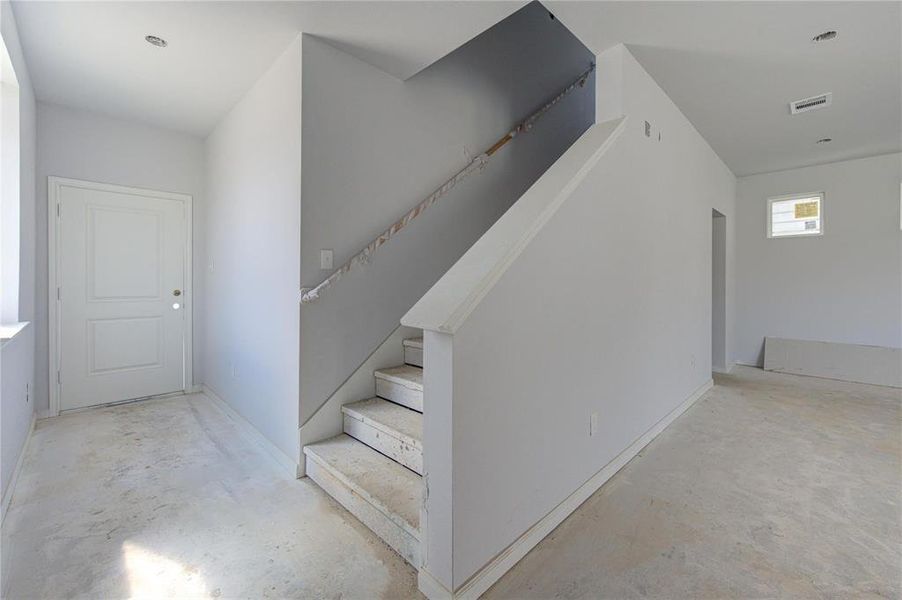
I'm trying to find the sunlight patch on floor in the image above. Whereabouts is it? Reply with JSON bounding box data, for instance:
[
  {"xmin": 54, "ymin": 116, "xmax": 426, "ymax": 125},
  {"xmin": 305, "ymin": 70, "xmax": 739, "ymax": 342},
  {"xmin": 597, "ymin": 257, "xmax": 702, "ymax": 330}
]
[{"xmin": 123, "ymin": 541, "xmax": 208, "ymax": 598}]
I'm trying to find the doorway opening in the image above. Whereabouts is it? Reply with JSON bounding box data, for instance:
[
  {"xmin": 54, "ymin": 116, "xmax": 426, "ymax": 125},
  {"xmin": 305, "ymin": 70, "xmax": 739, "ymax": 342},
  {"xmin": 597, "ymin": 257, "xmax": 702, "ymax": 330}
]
[{"xmin": 711, "ymin": 209, "xmax": 727, "ymax": 372}]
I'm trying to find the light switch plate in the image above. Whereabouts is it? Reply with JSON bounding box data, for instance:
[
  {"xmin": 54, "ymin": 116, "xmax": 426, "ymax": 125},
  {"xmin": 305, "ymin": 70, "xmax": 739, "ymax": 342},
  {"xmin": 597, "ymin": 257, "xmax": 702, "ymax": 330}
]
[{"xmin": 320, "ymin": 249, "xmax": 333, "ymax": 270}]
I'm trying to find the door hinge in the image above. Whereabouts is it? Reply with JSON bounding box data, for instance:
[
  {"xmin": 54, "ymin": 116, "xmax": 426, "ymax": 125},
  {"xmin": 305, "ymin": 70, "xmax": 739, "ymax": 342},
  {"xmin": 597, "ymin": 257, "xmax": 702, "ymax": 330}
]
[
  {"xmin": 57, "ymin": 203, "xmax": 60, "ymax": 217},
  {"xmin": 57, "ymin": 286, "xmax": 61, "ymax": 300},
  {"xmin": 57, "ymin": 370, "xmax": 61, "ymax": 384}
]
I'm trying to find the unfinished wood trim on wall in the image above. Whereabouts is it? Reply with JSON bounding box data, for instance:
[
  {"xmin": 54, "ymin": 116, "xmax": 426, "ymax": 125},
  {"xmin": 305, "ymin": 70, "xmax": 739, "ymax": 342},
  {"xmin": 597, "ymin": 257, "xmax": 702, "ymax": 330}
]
[{"xmin": 47, "ymin": 176, "xmax": 194, "ymax": 416}]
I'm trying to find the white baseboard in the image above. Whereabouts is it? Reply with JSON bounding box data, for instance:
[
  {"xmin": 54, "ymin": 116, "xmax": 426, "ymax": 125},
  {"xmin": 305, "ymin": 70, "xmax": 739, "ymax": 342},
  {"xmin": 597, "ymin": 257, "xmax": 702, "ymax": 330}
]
[
  {"xmin": 733, "ymin": 360, "xmax": 759, "ymax": 368},
  {"xmin": 421, "ymin": 378, "xmax": 714, "ymax": 600},
  {"xmin": 202, "ymin": 385, "xmax": 301, "ymax": 479},
  {"xmin": 1, "ymin": 413, "xmax": 36, "ymax": 525},
  {"xmin": 712, "ymin": 363, "xmax": 734, "ymax": 375},
  {"xmin": 418, "ymin": 568, "xmax": 455, "ymax": 600}
]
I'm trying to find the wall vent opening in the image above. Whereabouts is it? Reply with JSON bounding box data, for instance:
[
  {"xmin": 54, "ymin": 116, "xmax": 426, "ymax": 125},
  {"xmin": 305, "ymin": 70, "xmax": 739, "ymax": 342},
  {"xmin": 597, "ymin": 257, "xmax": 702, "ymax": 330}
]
[{"xmin": 790, "ymin": 92, "xmax": 832, "ymax": 115}]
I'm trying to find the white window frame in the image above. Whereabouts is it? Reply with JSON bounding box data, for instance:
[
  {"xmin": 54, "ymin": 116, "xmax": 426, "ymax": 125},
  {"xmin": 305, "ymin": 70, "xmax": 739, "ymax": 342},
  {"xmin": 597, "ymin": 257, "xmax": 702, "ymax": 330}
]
[
  {"xmin": 1, "ymin": 34, "xmax": 22, "ymax": 324},
  {"xmin": 766, "ymin": 191, "xmax": 824, "ymax": 239}
]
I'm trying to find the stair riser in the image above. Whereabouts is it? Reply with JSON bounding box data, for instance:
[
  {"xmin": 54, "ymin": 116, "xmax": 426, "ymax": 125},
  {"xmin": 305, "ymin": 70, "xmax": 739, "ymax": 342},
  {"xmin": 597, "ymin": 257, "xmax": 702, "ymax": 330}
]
[
  {"xmin": 343, "ymin": 415, "xmax": 423, "ymax": 475},
  {"xmin": 305, "ymin": 456, "xmax": 421, "ymax": 567},
  {"xmin": 376, "ymin": 379, "xmax": 423, "ymax": 412},
  {"xmin": 404, "ymin": 346, "xmax": 423, "ymax": 368}
]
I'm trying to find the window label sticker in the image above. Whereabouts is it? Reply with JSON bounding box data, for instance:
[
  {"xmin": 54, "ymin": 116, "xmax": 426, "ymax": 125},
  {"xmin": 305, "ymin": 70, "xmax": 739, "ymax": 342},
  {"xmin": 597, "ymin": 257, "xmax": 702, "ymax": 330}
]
[{"xmin": 795, "ymin": 201, "xmax": 819, "ymax": 219}]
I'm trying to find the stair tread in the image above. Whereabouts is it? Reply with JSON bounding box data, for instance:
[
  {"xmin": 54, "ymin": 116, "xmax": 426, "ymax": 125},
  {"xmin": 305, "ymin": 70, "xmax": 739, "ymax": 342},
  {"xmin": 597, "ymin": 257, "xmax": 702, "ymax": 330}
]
[
  {"xmin": 343, "ymin": 398, "xmax": 422, "ymax": 448},
  {"xmin": 402, "ymin": 337, "xmax": 423, "ymax": 349},
  {"xmin": 374, "ymin": 365, "xmax": 423, "ymax": 390},
  {"xmin": 304, "ymin": 434, "xmax": 421, "ymax": 534}
]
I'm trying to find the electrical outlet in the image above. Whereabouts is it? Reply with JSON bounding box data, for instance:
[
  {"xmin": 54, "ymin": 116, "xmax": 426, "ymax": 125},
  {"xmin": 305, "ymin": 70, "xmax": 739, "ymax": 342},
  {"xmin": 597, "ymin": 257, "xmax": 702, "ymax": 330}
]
[
  {"xmin": 25, "ymin": 383, "xmax": 29, "ymax": 403},
  {"xmin": 208, "ymin": 259, "xmax": 214, "ymax": 273},
  {"xmin": 230, "ymin": 362, "xmax": 237, "ymax": 378},
  {"xmin": 320, "ymin": 249, "xmax": 333, "ymax": 270},
  {"xmin": 644, "ymin": 121, "xmax": 651, "ymax": 137},
  {"xmin": 590, "ymin": 412, "xmax": 599, "ymax": 436}
]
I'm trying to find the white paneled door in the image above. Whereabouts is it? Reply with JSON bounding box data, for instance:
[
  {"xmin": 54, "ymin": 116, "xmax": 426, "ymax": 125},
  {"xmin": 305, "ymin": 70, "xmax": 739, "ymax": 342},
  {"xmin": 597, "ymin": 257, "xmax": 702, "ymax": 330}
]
[{"xmin": 53, "ymin": 178, "xmax": 191, "ymax": 411}]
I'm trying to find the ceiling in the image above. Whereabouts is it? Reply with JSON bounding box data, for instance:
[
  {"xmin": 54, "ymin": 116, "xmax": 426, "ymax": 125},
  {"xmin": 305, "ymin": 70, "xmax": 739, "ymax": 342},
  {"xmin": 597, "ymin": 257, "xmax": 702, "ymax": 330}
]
[
  {"xmin": 549, "ymin": 1, "xmax": 901, "ymax": 175},
  {"xmin": 13, "ymin": 1, "xmax": 900, "ymax": 175},
  {"xmin": 12, "ymin": 1, "xmax": 523, "ymax": 135}
]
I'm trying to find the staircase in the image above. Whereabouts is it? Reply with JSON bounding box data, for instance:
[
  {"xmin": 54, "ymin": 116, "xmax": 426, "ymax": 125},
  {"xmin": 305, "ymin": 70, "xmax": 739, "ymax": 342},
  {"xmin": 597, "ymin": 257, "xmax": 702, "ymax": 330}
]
[{"xmin": 303, "ymin": 335, "xmax": 425, "ymax": 566}]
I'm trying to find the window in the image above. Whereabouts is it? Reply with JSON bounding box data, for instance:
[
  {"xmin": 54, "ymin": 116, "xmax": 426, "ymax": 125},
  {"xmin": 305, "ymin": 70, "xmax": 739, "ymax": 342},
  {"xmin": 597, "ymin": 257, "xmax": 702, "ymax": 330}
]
[
  {"xmin": 767, "ymin": 192, "xmax": 823, "ymax": 238},
  {"xmin": 1, "ymin": 34, "xmax": 21, "ymax": 323}
]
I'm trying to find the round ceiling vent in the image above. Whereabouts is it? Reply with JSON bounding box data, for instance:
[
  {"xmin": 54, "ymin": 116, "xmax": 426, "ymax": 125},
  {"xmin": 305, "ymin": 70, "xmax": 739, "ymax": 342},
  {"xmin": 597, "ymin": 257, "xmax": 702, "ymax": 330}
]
[
  {"xmin": 812, "ymin": 31, "xmax": 837, "ymax": 43},
  {"xmin": 145, "ymin": 35, "xmax": 168, "ymax": 48}
]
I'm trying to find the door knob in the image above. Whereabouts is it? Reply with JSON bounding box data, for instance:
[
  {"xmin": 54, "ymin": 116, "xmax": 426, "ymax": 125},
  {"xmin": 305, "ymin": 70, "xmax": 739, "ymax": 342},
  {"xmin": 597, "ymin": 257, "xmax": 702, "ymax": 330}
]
[{"xmin": 173, "ymin": 289, "xmax": 182, "ymax": 296}]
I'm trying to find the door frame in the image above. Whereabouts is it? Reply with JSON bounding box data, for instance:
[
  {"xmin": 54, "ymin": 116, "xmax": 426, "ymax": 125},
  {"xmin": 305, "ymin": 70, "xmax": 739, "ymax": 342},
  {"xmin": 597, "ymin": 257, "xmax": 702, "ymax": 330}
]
[
  {"xmin": 48, "ymin": 176, "xmax": 194, "ymax": 416},
  {"xmin": 711, "ymin": 208, "xmax": 728, "ymax": 374}
]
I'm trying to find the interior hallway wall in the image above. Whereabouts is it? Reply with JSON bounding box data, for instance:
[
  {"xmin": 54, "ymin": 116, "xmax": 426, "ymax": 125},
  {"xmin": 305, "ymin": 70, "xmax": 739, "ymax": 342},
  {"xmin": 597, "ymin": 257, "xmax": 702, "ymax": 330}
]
[
  {"xmin": 300, "ymin": 2, "xmax": 595, "ymax": 427},
  {"xmin": 34, "ymin": 102, "xmax": 205, "ymax": 414},
  {"xmin": 735, "ymin": 153, "xmax": 902, "ymax": 365},
  {"xmin": 203, "ymin": 36, "xmax": 301, "ymax": 463}
]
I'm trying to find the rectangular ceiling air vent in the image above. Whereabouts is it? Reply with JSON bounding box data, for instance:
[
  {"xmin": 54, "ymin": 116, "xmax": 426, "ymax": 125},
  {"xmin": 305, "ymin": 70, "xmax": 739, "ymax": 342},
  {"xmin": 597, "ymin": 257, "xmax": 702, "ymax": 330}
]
[{"xmin": 789, "ymin": 92, "xmax": 832, "ymax": 115}]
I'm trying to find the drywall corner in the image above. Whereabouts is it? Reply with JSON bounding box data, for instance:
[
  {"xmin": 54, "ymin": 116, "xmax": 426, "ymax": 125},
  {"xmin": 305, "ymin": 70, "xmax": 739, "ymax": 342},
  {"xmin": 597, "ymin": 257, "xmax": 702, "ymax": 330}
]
[{"xmin": 595, "ymin": 44, "xmax": 624, "ymax": 123}]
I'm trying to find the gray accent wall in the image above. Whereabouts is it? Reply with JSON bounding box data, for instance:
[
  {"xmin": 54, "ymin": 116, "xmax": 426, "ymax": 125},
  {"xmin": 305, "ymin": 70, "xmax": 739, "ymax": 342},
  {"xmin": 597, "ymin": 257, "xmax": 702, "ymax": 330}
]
[
  {"xmin": 735, "ymin": 153, "xmax": 902, "ymax": 366},
  {"xmin": 299, "ymin": 2, "xmax": 595, "ymax": 427}
]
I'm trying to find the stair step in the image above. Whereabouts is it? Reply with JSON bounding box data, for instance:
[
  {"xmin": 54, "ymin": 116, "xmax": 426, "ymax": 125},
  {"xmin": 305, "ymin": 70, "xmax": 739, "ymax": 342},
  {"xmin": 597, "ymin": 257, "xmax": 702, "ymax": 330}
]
[
  {"xmin": 403, "ymin": 337, "xmax": 423, "ymax": 367},
  {"xmin": 343, "ymin": 398, "xmax": 423, "ymax": 474},
  {"xmin": 374, "ymin": 365, "xmax": 423, "ymax": 412},
  {"xmin": 304, "ymin": 434, "xmax": 422, "ymax": 566}
]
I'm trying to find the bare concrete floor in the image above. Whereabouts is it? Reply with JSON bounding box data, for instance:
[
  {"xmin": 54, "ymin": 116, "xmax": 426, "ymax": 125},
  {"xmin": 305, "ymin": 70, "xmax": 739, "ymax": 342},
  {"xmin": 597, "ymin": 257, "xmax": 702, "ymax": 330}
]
[
  {"xmin": 488, "ymin": 367, "xmax": 901, "ymax": 599},
  {"xmin": 2, "ymin": 368, "xmax": 899, "ymax": 599},
  {"xmin": 0, "ymin": 393, "xmax": 420, "ymax": 599}
]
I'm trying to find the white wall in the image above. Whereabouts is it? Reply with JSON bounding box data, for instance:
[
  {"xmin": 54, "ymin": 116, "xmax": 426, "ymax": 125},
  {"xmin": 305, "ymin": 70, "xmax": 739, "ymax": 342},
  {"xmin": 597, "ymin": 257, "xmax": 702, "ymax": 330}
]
[
  {"xmin": 34, "ymin": 102, "xmax": 205, "ymax": 414},
  {"xmin": 1, "ymin": 323, "xmax": 33, "ymax": 513},
  {"xmin": 0, "ymin": 0, "xmax": 35, "ymax": 512},
  {"xmin": 410, "ymin": 44, "xmax": 736, "ymax": 591},
  {"xmin": 203, "ymin": 36, "xmax": 301, "ymax": 462},
  {"xmin": 300, "ymin": 3, "xmax": 595, "ymax": 427},
  {"xmin": 735, "ymin": 153, "xmax": 902, "ymax": 365}
]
